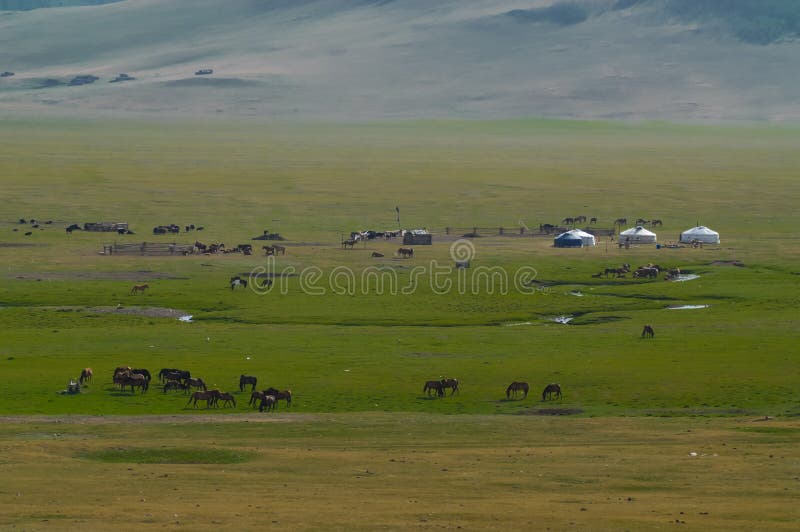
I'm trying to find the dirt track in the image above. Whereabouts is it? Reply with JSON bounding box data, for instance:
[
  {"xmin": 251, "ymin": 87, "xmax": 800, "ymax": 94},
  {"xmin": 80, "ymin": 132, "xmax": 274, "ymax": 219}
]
[{"xmin": 0, "ymin": 413, "xmax": 313, "ymax": 425}]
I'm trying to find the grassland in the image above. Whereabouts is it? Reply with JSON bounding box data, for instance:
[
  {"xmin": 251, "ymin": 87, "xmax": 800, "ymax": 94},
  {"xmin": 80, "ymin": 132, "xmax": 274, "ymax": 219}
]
[{"xmin": 0, "ymin": 118, "xmax": 798, "ymax": 529}]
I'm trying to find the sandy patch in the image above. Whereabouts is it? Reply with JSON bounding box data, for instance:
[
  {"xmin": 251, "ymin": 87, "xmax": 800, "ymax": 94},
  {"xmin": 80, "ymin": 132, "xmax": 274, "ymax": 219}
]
[{"xmin": 47, "ymin": 305, "xmax": 189, "ymax": 318}]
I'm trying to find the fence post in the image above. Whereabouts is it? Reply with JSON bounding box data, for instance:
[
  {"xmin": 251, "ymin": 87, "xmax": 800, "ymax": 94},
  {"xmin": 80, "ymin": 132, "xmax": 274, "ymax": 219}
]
[
  {"xmin": 445, "ymin": 227, "xmax": 450, "ymax": 235},
  {"xmin": 473, "ymin": 226, "xmax": 477, "ymax": 236},
  {"xmin": 499, "ymin": 227, "xmax": 504, "ymax": 235}
]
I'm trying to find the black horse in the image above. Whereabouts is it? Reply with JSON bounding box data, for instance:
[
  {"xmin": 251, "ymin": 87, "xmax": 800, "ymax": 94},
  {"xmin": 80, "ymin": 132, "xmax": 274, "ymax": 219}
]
[
  {"xmin": 541, "ymin": 383, "xmax": 562, "ymax": 401},
  {"xmin": 239, "ymin": 374, "xmax": 258, "ymax": 392}
]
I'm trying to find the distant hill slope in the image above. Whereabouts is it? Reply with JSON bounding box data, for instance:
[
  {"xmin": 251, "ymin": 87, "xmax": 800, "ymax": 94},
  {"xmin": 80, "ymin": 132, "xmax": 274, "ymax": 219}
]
[{"xmin": 0, "ymin": 0, "xmax": 798, "ymax": 121}]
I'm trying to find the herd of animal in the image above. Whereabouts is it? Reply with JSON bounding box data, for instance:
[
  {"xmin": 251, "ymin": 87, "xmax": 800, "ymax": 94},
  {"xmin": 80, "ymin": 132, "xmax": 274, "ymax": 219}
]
[
  {"xmin": 591, "ymin": 263, "xmax": 682, "ymax": 280},
  {"xmin": 75, "ymin": 368, "xmax": 563, "ymax": 409}
]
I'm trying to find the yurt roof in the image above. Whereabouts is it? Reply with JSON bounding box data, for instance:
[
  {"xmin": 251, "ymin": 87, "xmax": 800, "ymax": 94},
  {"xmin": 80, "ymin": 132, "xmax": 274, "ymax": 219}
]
[
  {"xmin": 620, "ymin": 225, "xmax": 656, "ymax": 236},
  {"xmin": 681, "ymin": 226, "xmax": 718, "ymax": 235}
]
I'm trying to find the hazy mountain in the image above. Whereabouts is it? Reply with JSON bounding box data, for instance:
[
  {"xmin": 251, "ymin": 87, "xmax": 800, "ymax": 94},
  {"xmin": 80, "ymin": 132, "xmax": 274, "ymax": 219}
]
[
  {"xmin": 0, "ymin": 0, "xmax": 798, "ymax": 121},
  {"xmin": 0, "ymin": 0, "xmax": 122, "ymax": 10}
]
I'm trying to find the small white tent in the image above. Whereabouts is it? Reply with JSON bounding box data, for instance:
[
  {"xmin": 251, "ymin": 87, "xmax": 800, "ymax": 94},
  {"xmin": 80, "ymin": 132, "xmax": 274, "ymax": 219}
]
[
  {"xmin": 554, "ymin": 229, "xmax": 596, "ymax": 247},
  {"xmin": 570, "ymin": 229, "xmax": 596, "ymax": 247},
  {"xmin": 680, "ymin": 226, "xmax": 720, "ymax": 244},
  {"xmin": 619, "ymin": 225, "xmax": 657, "ymax": 244}
]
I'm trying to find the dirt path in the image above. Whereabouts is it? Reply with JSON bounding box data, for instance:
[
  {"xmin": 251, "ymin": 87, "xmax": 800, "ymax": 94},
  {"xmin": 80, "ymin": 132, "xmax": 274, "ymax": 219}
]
[{"xmin": 0, "ymin": 413, "xmax": 315, "ymax": 425}]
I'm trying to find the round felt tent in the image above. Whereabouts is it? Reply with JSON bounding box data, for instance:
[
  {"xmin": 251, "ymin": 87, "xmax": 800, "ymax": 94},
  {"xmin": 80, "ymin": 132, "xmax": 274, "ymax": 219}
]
[
  {"xmin": 679, "ymin": 225, "xmax": 720, "ymax": 244},
  {"xmin": 619, "ymin": 225, "xmax": 657, "ymax": 244},
  {"xmin": 554, "ymin": 229, "xmax": 594, "ymax": 248},
  {"xmin": 553, "ymin": 230, "xmax": 582, "ymax": 248}
]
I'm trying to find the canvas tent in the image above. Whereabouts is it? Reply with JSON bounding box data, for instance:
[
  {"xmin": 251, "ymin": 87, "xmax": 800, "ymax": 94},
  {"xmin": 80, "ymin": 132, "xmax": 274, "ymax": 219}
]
[
  {"xmin": 554, "ymin": 229, "xmax": 595, "ymax": 248},
  {"xmin": 679, "ymin": 226, "xmax": 720, "ymax": 244},
  {"xmin": 619, "ymin": 226, "xmax": 657, "ymax": 244}
]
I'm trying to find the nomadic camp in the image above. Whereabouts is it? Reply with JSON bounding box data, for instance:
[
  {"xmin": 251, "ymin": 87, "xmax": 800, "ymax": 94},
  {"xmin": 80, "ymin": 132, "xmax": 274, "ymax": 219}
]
[
  {"xmin": 679, "ymin": 225, "xmax": 720, "ymax": 244},
  {"xmin": 619, "ymin": 225, "xmax": 657, "ymax": 244},
  {"xmin": 554, "ymin": 229, "xmax": 595, "ymax": 248}
]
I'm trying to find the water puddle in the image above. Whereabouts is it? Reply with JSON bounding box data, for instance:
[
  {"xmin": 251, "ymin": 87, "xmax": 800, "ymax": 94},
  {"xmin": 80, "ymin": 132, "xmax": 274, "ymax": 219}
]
[
  {"xmin": 503, "ymin": 321, "xmax": 532, "ymax": 327},
  {"xmin": 178, "ymin": 315, "xmax": 194, "ymax": 322},
  {"xmin": 568, "ymin": 291, "xmax": 584, "ymax": 297},
  {"xmin": 552, "ymin": 315, "xmax": 574, "ymax": 324},
  {"xmin": 667, "ymin": 305, "xmax": 709, "ymax": 310},
  {"xmin": 671, "ymin": 274, "xmax": 700, "ymax": 282}
]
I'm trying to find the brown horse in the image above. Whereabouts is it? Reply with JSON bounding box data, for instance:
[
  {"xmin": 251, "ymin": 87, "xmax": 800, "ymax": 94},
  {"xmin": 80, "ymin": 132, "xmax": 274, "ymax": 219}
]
[
  {"xmin": 542, "ymin": 383, "xmax": 562, "ymax": 401},
  {"xmin": 120, "ymin": 374, "xmax": 149, "ymax": 394},
  {"xmin": 186, "ymin": 389, "xmax": 221, "ymax": 408},
  {"xmin": 162, "ymin": 380, "xmax": 187, "ymax": 393},
  {"xmin": 79, "ymin": 368, "xmax": 93, "ymax": 385},
  {"xmin": 217, "ymin": 392, "xmax": 236, "ymax": 408},
  {"xmin": 130, "ymin": 284, "xmax": 149, "ymax": 295},
  {"xmin": 249, "ymin": 390, "xmax": 267, "ymax": 408},
  {"xmin": 259, "ymin": 395, "xmax": 277, "ymax": 412},
  {"xmin": 264, "ymin": 387, "xmax": 292, "ymax": 407},
  {"xmin": 397, "ymin": 247, "xmax": 414, "ymax": 258},
  {"xmin": 562, "ymin": 217, "xmax": 574, "ymax": 225},
  {"xmin": 342, "ymin": 239, "xmax": 356, "ymax": 249},
  {"xmin": 423, "ymin": 380, "xmax": 444, "ymax": 397},
  {"xmin": 506, "ymin": 381, "xmax": 529, "ymax": 399},
  {"xmin": 650, "ymin": 219, "xmax": 663, "ymax": 227},
  {"xmin": 239, "ymin": 374, "xmax": 257, "ymax": 392},
  {"xmin": 613, "ymin": 218, "xmax": 627, "ymax": 227},
  {"xmin": 641, "ymin": 324, "xmax": 654, "ymax": 338},
  {"xmin": 440, "ymin": 378, "xmax": 459, "ymax": 395},
  {"xmin": 185, "ymin": 377, "xmax": 207, "ymax": 391}
]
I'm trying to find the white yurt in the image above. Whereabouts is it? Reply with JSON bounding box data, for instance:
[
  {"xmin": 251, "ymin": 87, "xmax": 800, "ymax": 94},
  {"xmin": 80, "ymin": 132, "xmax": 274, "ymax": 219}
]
[
  {"xmin": 619, "ymin": 225, "xmax": 657, "ymax": 244},
  {"xmin": 680, "ymin": 226, "xmax": 720, "ymax": 244},
  {"xmin": 554, "ymin": 229, "xmax": 596, "ymax": 248}
]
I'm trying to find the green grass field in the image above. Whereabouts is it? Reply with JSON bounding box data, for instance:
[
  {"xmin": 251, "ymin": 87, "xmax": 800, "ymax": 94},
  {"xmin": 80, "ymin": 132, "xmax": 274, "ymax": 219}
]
[{"xmin": 1, "ymin": 118, "xmax": 798, "ymax": 529}]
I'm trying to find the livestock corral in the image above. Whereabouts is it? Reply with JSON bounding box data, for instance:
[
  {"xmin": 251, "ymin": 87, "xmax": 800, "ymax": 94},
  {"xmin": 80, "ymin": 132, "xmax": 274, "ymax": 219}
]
[{"xmin": 0, "ymin": 119, "xmax": 798, "ymax": 530}]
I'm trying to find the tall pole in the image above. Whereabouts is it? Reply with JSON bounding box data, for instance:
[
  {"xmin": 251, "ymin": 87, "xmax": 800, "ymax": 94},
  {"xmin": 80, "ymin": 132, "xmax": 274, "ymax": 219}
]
[{"xmin": 396, "ymin": 206, "xmax": 401, "ymax": 230}]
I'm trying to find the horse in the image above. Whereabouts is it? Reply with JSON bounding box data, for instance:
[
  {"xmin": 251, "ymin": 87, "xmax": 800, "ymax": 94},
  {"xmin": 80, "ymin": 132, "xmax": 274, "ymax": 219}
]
[
  {"xmin": 423, "ymin": 380, "xmax": 444, "ymax": 397},
  {"xmin": 650, "ymin": 219, "xmax": 663, "ymax": 227},
  {"xmin": 613, "ymin": 218, "xmax": 627, "ymax": 227},
  {"xmin": 130, "ymin": 368, "xmax": 151, "ymax": 382},
  {"xmin": 541, "ymin": 383, "xmax": 562, "ymax": 401},
  {"xmin": 397, "ymin": 247, "xmax": 414, "ymax": 258},
  {"xmin": 562, "ymin": 217, "xmax": 575, "ymax": 225},
  {"xmin": 162, "ymin": 380, "xmax": 187, "ymax": 393},
  {"xmin": 249, "ymin": 390, "xmax": 268, "ymax": 408},
  {"xmin": 589, "ymin": 217, "xmax": 597, "ymax": 224},
  {"xmin": 641, "ymin": 324, "xmax": 655, "ymax": 338},
  {"xmin": 270, "ymin": 244, "xmax": 286, "ymax": 255},
  {"xmin": 506, "ymin": 381, "xmax": 529, "ymax": 399},
  {"xmin": 120, "ymin": 374, "xmax": 149, "ymax": 394},
  {"xmin": 239, "ymin": 374, "xmax": 258, "ymax": 392},
  {"xmin": 574, "ymin": 215, "xmax": 587, "ymax": 224},
  {"xmin": 230, "ymin": 278, "xmax": 247, "ymax": 290},
  {"xmin": 264, "ymin": 387, "xmax": 292, "ymax": 407},
  {"xmin": 185, "ymin": 377, "xmax": 207, "ymax": 391},
  {"xmin": 342, "ymin": 239, "xmax": 356, "ymax": 249},
  {"xmin": 130, "ymin": 284, "xmax": 149, "ymax": 295},
  {"xmin": 371, "ymin": 252, "xmax": 384, "ymax": 258},
  {"xmin": 440, "ymin": 378, "xmax": 459, "ymax": 395},
  {"xmin": 79, "ymin": 368, "xmax": 93, "ymax": 385},
  {"xmin": 217, "ymin": 392, "xmax": 236, "ymax": 408},
  {"xmin": 635, "ymin": 218, "xmax": 649, "ymax": 226},
  {"xmin": 186, "ymin": 389, "xmax": 221, "ymax": 408},
  {"xmin": 259, "ymin": 395, "xmax": 277, "ymax": 412},
  {"xmin": 159, "ymin": 368, "xmax": 190, "ymax": 383}
]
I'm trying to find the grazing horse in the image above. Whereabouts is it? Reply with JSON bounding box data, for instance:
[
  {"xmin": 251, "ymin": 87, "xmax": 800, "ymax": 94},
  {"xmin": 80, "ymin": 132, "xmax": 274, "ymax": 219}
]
[
  {"xmin": 541, "ymin": 383, "xmax": 562, "ymax": 401},
  {"xmin": 264, "ymin": 387, "xmax": 292, "ymax": 407},
  {"xmin": 635, "ymin": 218, "xmax": 649, "ymax": 226},
  {"xmin": 259, "ymin": 395, "xmax": 277, "ymax": 412},
  {"xmin": 162, "ymin": 380, "xmax": 187, "ymax": 393},
  {"xmin": 613, "ymin": 218, "xmax": 627, "ymax": 227},
  {"xmin": 506, "ymin": 381, "xmax": 529, "ymax": 399},
  {"xmin": 249, "ymin": 390, "xmax": 267, "ymax": 408},
  {"xmin": 120, "ymin": 374, "xmax": 149, "ymax": 394},
  {"xmin": 423, "ymin": 380, "xmax": 444, "ymax": 397},
  {"xmin": 185, "ymin": 377, "xmax": 207, "ymax": 392},
  {"xmin": 562, "ymin": 217, "xmax": 575, "ymax": 225},
  {"xmin": 440, "ymin": 378, "xmax": 459, "ymax": 395},
  {"xmin": 397, "ymin": 247, "xmax": 414, "ymax": 258},
  {"xmin": 641, "ymin": 324, "xmax": 655, "ymax": 338},
  {"xmin": 239, "ymin": 374, "xmax": 258, "ymax": 392},
  {"xmin": 131, "ymin": 368, "xmax": 151, "ymax": 382},
  {"xmin": 130, "ymin": 284, "xmax": 149, "ymax": 295},
  {"xmin": 650, "ymin": 219, "xmax": 663, "ymax": 227},
  {"xmin": 342, "ymin": 239, "xmax": 356, "ymax": 249},
  {"xmin": 270, "ymin": 244, "xmax": 286, "ymax": 255},
  {"xmin": 79, "ymin": 368, "xmax": 93, "ymax": 385},
  {"xmin": 589, "ymin": 217, "xmax": 597, "ymax": 224},
  {"xmin": 186, "ymin": 390, "xmax": 221, "ymax": 408},
  {"xmin": 160, "ymin": 368, "xmax": 190, "ymax": 383},
  {"xmin": 217, "ymin": 392, "xmax": 236, "ymax": 408},
  {"xmin": 574, "ymin": 215, "xmax": 587, "ymax": 224}
]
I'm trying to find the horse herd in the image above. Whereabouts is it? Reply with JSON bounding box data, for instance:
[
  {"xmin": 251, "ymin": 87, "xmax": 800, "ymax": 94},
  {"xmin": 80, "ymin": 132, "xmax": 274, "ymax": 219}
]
[
  {"xmin": 424, "ymin": 377, "xmax": 563, "ymax": 402},
  {"xmin": 591, "ymin": 263, "xmax": 681, "ymax": 280}
]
